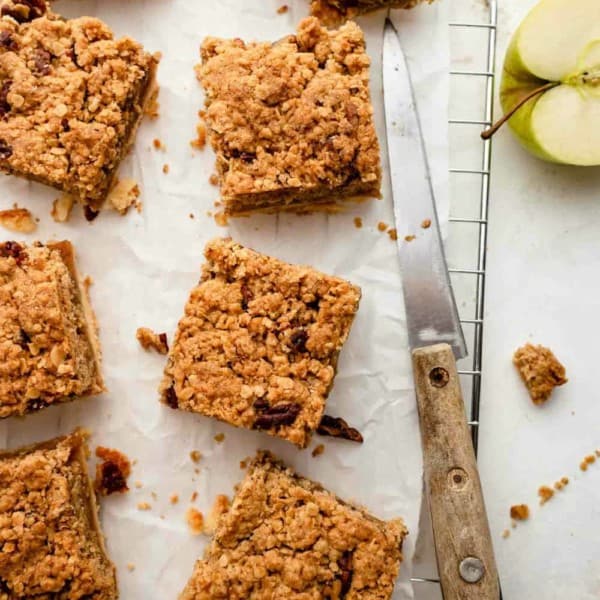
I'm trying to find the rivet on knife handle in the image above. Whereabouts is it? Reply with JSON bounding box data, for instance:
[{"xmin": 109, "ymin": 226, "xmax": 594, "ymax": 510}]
[{"xmin": 413, "ymin": 343, "xmax": 499, "ymax": 600}]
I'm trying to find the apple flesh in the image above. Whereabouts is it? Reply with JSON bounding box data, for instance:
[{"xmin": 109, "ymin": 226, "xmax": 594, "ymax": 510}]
[{"xmin": 498, "ymin": 0, "xmax": 600, "ymax": 166}]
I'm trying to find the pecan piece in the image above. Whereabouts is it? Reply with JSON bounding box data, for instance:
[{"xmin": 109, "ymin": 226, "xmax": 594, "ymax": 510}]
[
  {"xmin": 290, "ymin": 328, "xmax": 308, "ymax": 353},
  {"xmin": 0, "ymin": 241, "xmax": 24, "ymax": 264},
  {"xmin": 95, "ymin": 446, "xmax": 131, "ymax": 496},
  {"xmin": 0, "ymin": 31, "xmax": 17, "ymax": 50},
  {"xmin": 33, "ymin": 48, "xmax": 51, "ymax": 75},
  {"xmin": 338, "ymin": 551, "xmax": 354, "ymax": 597},
  {"xmin": 252, "ymin": 398, "xmax": 269, "ymax": 412},
  {"xmin": 317, "ymin": 415, "xmax": 363, "ymax": 443},
  {"xmin": 84, "ymin": 205, "xmax": 99, "ymax": 222},
  {"xmin": 254, "ymin": 402, "xmax": 301, "ymax": 429},
  {"xmin": 164, "ymin": 385, "xmax": 178, "ymax": 409},
  {"xmin": 1, "ymin": 0, "xmax": 46, "ymax": 23},
  {"xmin": 0, "ymin": 137, "xmax": 12, "ymax": 158}
]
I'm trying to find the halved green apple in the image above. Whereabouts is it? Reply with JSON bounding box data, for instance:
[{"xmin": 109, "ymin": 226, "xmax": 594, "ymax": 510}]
[{"xmin": 487, "ymin": 0, "xmax": 600, "ymax": 166}]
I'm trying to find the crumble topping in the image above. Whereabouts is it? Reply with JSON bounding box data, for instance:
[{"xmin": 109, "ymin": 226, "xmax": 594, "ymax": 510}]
[
  {"xmin": 180, "ymin": 452, "xmax": 406, "ymax": 599},
  {"xmin": 160, "ymin": 238, "xmax": 361, "ymax": 448}
]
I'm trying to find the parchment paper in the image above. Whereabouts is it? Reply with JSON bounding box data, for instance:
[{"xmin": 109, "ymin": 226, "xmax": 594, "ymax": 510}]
[{"xmin": 0, "ymin": 1, "xmax": 449, "ymax": 597}]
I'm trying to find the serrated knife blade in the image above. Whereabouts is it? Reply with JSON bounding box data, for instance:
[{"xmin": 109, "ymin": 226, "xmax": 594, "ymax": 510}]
[{"xmin": 383, "ymin": 18, "xmax": 466, "ymax": 360}]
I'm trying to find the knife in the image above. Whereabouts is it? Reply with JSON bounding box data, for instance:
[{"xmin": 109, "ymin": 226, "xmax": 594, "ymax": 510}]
[{"xmin": 383, "ymin": 18, "xmax": 500, "ymax": 600}]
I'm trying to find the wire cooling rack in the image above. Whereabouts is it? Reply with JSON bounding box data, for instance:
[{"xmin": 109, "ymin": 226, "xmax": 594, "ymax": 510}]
[{"xmin": 412, "ymin": 0, "xmax": 499, "ymax": 597}]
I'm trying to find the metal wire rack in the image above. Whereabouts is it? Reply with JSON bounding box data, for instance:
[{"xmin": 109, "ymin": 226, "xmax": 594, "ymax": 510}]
[{"xmin": 412, "ymin": 0, "xmax": 499, "ymax": 597}]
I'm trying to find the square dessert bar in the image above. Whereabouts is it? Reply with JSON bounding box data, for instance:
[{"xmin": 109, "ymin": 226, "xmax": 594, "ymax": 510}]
[
  {"xmin": 0, "ymin": 1, "xmax": 158, "ymax": 213},
  {"xmin": 197, "ymin": 17, "xmax": 381, "ymax": 216},
  {"xmin": 0, "ymin": 430, "xmax": 118, "ymax": 599},
  {"xmin": 0, "ymin": 240, "xmax": 104, "ymax": 418},
  {"xmin": 180, "ymin": 451, "xmax": 407, "ymax": 600},
  {"xmin": 160, "ymin": 238, "xmax": 361, "ymax": 448},
  {"xmin": 310, "ymin": 0, "xmax": 432, "ymax": 23}
]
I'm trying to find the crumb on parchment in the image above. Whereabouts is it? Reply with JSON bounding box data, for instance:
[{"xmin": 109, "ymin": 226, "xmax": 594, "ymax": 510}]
[
  {"xmin": 127, "ymin": 563, "xmax": 136, "ymax": 572},
  {"xmin": 170, "ymin": 494, "xmax": 179, "ymax": 505},
  {"xmin": 203, "ymin": 494, "xmax": 231, "ymax": 536},
  {"xmin": 377, "ymin": 221, "xmax": 387, "ymax": 232},
  {"xmin": 187, "ymin": 507, "xmax": 204, "ymax": 535},
  {"xmin": 191, "ymin": 491, "xmax": 198, "ymax": 503},
  {"xmin": 421, "ymin": 219, "xmax": 432, "ymax": 229},
  {"xmin": 388, "ymin": 228, "xmax": 398, "ymax": 241},
  {"xmin": 538, "ymin": 486, "xmax": 554, "ymax": 506},
  {"xmin": 0, "ymin": 207, "xmax": 37, "ymax": 233},
  {"xmin": 153, "ymin": 138, "xmax": 165, "ymax": 151},
  {"xmin": 209, "ymin": 174, "xmax": 219, "ymax": 186},
  {"xmin": 190, "ymin": 450, "xmax": 202, "ymax": 464},
  {"xmin": 136, "ymin": 327, "xmax": 169, "ymax": 355},
  {"xmin": 94, "ymin": 447, "xmax": 131, "ymax": 496},
  {"xmin": 509, "ymin": 504, "xmax": 529, "ymax": 521},
  {"xmin": 312, "ymin": 444, "xmax": 325, "ymax": 457},
  {"xmin": 580, "ymin": 455, "xmax": 596, "ymax": 472},
  {"xmin": 353, "ymin": 216, "xmax": 362, "ymax": 228},
  {"xmin": 405, "ymin": 234, "xmax": 416, "ymax": 242},
  {"xmin": 277, "ymin": 4, "xmax": 289, "ymax": 13},
  {"xmin": 134, "ymin": 481, "xmax": 143, "ymax": 489},
  {"xmin": 513, "ymin": 343, "xmax": 567, "ymax": 405},
  {"xmin": 554, "ymin": 476, "xmax": 569, "ymax": 490},
  {"xmin": 502, "ymin": 529, "xmax": 510, "ymax": 539},
  {"xmin": 163, "ymin": 164, "xmax": 170, "ymax": 174},
  {"xmin": 214, "ymin": 433, "xmax": 225, "ymax": 443},
  {"xmin": 191, "ymin": 123, "xmax": 207, "ymax": 150},
  {"xmin": 137, "ymin": 502, "xmax": 152, "ymax": 511}
]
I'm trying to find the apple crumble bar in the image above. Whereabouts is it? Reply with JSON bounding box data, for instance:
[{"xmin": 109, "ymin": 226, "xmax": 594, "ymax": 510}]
[
  {"xmin": 0, "ymin": 240, "xmax": 104, "ymax": 418},
  {"xmin": 0, "ymin": 430, "xmax": 118, "ymax": 599},
  {"xmin": 196, "ymin": 17, "xmax": 381, "ymax": 216},
  {"xmin": 513, "ymin": 343, "xmax": 567, "ymax": 405},
  {"xmin": 160, "ymin": 238, "xmax": 361, "ymax": 449},
  {"xmin": 180, "ymin": 451, "xmax": 407, "ymax": 600},
  {"xmin": 310, "ymin": 0, "xmax": 433, "ymax": 24},
  {"xmin": 0, "ymin": 1, "xmax": 158, "ymax": 215}
]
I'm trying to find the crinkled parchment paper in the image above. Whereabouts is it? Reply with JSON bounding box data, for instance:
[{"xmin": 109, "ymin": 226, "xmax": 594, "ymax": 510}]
[{"xmin": 0, "ymin": 1, "xmax": 448, "ymax": 597}]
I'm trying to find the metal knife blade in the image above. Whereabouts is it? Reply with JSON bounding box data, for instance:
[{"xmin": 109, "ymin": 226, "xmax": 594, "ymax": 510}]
[{"xmin": 383, "ymin": 18, "xmax": 467, "ymax": 360}]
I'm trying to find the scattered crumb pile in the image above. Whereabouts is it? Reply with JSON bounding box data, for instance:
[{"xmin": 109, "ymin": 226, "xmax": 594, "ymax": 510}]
[
  {"xmin": 538, "ymin": 485, "xmax": 554, "ymax": 506},
  {"xmin": 95, "ymin": 446, "xmax": 132, "ymax": 496},
  {"xmin": 136, "ymin": 327, "xmax": 169, "ymax": 355},
  {"xmin": 513, "ymin": 343, "xmax": 567, "ymax": 405},
  {"xmin": 0, "ymin": 207, "xmax": 36, "ymax": 233},
  {"xmin": 510, "ymin": 504, "xmax": 530, "ymax": 521}
]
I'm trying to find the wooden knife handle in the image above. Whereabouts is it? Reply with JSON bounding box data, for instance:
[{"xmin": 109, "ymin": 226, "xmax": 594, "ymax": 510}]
[{"xmin": 412, "ymin": 343, "xmax": 499, "ymax": 600}]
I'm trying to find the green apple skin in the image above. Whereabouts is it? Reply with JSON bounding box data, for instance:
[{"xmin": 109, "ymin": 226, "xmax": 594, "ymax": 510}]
[{"xmin": 500, "ymin": 35, "xmax": 563, "ymax": 164}]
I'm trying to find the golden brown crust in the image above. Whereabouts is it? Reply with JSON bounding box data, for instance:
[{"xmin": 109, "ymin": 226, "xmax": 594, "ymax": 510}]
[
  {"xmin": 0, "ymin": 9, "xmax": 158, "ymax": 208},
  {"xmin": 196, "ymin": 17, "xmax": 381, "ymax": 216},
  {"xmin": 513, "ymin": 343, "xmax": 567, "ymax": 405},
  {"xmin": 310, "ymin": 0, "xmax": 433, "ymax": 24},
  {"xmin": 160, "ymin": 238, "xmax": 361, "ymax": 448},
  {"xmin": 0, "ymin": 430, "xmax": 118, "ymax": 599},
  {"xmin": 0, "ymin": 240, "xmax": 104, "ymax": 418},
  {"xmin": 180, "ymin": 451, "xmax": 407, "ymax": 600}
]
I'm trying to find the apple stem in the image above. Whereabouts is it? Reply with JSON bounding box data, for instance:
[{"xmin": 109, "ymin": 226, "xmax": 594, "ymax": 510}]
[{"xmin": 481, "ymin": 82, "xmax": 560, "ymax": 140}]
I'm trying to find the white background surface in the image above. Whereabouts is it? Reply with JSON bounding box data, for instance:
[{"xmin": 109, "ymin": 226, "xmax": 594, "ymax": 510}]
[{"xmin": 0, "ymin": 1, "xmax": 452, "ymax": 598}]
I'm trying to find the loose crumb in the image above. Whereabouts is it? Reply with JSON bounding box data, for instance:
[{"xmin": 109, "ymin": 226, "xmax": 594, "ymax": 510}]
[
  {"xmin": 377, "ymin": 221, "xmax": 388, "ymax": 232},
  {"xmin": 137, "ymin": 502, "xmax": 152, "ymax": 511},
  {"xmin": 405, "ymin": 234, "xmax": 416, "ymax": 242},
  {"xmin": 538, "ymin": 486, "xmax": 554, "ymax": 506},
  {"xmin": 596, "ymin": 449, "xmax": 600, "ymax": 457},
  {"xmin": 509, "ymin": 504, "xmax": 530, "ymax": 521},
  {"xmin": 209, "ymin": 174, "xmax": 219, "ymax": 186},
  {"xmin": 421, "ymin": 219, "xmax": 432, "ymax": 229},
  {"xmin": 151, "ymin": 492, "xmax": 158, "ymax": 501},
  {"xmin": 513, "ymin": 343, "xmax": 567, "ymax": 405},
  {"xmin": 277, "ymin": 4, "xmax": 289, "ymax": 13},
  {"xmin": 191, "ymin": 123, "xmax": 207, "ymax": 150},
  {"xmin": 153, "ymin": 138, "xmax": 164, "ymax": 151},
  {"xmin": 239, "ymin": 458, "xmax": 249, "ymax": 469},
  {"xmin": 312, "ymin": 444, "xmax": 325, "ymax": 457},
  {"xmin": 388, "ymin": 228, "xmax": 398, "ymax": 241},
  {"xmin": 0, "ymin": 207, "xmax": 37, "ymax": 233},
  {"xmin": 94, "ymin": 447, "xmax": 131, "ymax": 496},
  {"xmin": 136, "ymin": 327, "xmax": 169, "ymax": 355},
  {"xmin": 127, "ymin": 563, "xmax": 136, "ymax": 572},
  {"xmin": 585, "ymin": 454, "xmax": 596, "ymax": 465},
  {"xmin": 214, "ymin": 433, "xmax": 225, "ymax": 443},
  {"xmin": 186, "ymin": 507, "xmax": 204, "ymax": 535},
  {"xmin": 554, "ymin": 476, "xmax": 569, "ymax": 491},
  {"xmin": 170, "ymin": 494, "xmax": 179, "ymax": 505},
  {"xmin": 190, "ymin": 491, "xmax": 198, "ymax": 502},
  {"xmin": 107, "ymin": 179, "xmax": 140, "ymax": 216},
  {"xmin": 189, "ymin": 213, "xmax": 195, "ymax": 219},
  {"xmin": 190, "ymin": 450, "xmax": 202, "ymax": 464},
  {"xmin": 580, "ymin": 461, "xmax": 588, "ymax": 472},
  {"xmin": 134, "ymin": 481, "xmax": 143, "ymax": 489},
  {"xmin": 203, "ymin": 494, "xmax": 230, "ymax": 536},
  {"xmin": 194, "ymin": 468, "xmax": 200, "ymax": 475},
  {"xmin": 162, "ymin": 164, "xmax": 170, "ymax": 174},
  {"xmin": 353, "ymin": 216, "xmax": 363, "ymax": 229},
  {"xmin": 501, "ymin": 529, "xmax": 511, "ymax": 539},
  {"xmin": 214, "ymin": 212, "xmax": 228, "ymax": 227},
  {"xmin": 51, "ymin": 194, "xmax": 75, "ymax": 222}
]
